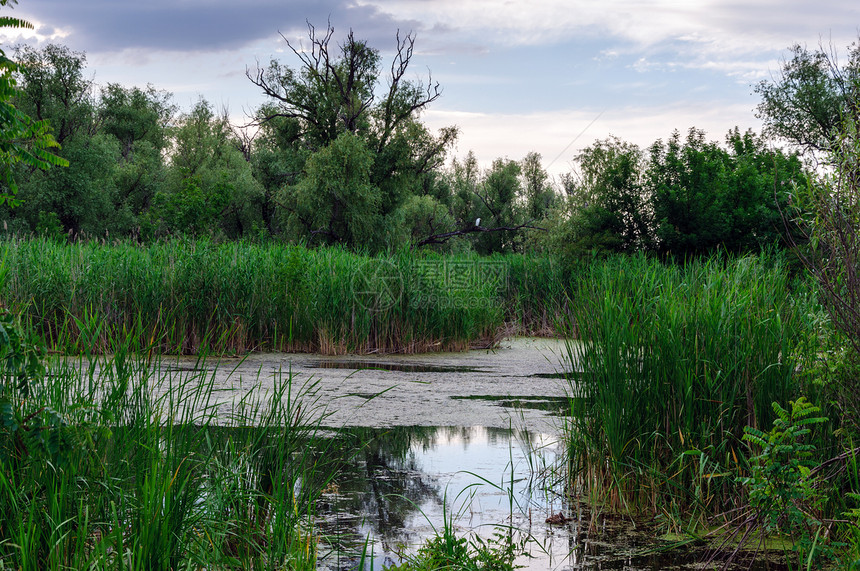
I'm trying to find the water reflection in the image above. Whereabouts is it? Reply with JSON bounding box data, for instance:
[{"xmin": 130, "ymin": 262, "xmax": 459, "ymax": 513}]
[
  {"xmin": 315, "ymin": 426, "xmax": 788, "ymax": 571},
  {"xmin": 315, "ymin": 426, "xmax": 557, "ymax": 570}
]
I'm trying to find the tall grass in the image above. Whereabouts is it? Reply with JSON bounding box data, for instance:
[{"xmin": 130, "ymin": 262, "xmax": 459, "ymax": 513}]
[
  {"xmin": 0, "ymin": 238, "xmax": 573, "ymax": 355},
  {"xmin": 0, "ymin": 342, "xmax": 342, "ymax": 570},
  {"xmin": 563, "ymin": 253, "xmax": 819, "ymax": 520}
]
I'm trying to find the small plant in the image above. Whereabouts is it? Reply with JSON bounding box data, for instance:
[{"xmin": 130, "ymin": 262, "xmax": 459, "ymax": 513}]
[
  {"xmin": 390, "ymin": 530, "xmax": 522, "ymax": 571},
  {"xmin": 711, "ymin": 397, "xmax": 831, "ymax": 566},
  {"xmin": 741, "ymin": 398, "xmax": 827, "ymax": 534}
]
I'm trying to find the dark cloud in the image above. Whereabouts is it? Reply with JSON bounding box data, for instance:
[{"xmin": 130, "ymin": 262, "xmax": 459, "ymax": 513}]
[{"xmin": 16, "ymin": 0, "xmax": 423, "ymax": 54}]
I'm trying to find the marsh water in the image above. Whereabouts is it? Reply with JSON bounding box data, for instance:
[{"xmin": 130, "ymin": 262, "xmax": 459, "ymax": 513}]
[
  {"xmin": 310, "ymin": 426, "xmax": 782, "ymax": 571},
  {"xmin": 313, "ymin": 426, "xmax": 560, "ymax": 570},
  {"xmin": 149, "ymin": 338, "xmax": 783, "ymax": 570}
]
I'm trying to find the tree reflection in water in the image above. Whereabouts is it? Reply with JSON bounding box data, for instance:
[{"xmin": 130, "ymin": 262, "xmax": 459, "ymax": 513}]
[{"xmin": 313, "ymin": 426, "xmax": 555, "ymax": 570}]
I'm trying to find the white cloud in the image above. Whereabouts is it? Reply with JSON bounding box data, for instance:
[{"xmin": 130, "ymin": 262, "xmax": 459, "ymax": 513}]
[
  {"xmin": 360, "ymin": 0, "xmax": 860, "ymax": 76},
  {"xmin": 0, "ymin": 20, "xmax": 70, "ymax": 44},
  {"xmin": 364, "ymin": 0, "xmax": 857, "ymax": 48},
  {"xmin": 424, "ymin": 101, "xmax": 764, "ymax": 179}
]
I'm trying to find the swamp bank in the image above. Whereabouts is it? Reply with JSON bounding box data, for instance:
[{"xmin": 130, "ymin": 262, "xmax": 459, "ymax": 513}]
[{"xmin": 1, "ymin": 241, "xmax": 859, "ymax": 568}]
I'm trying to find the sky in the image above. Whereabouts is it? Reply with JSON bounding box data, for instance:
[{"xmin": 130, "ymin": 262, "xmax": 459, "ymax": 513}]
[{"xmin": 4, "ymin": 0, "xmax": 860, "ymax": 180}]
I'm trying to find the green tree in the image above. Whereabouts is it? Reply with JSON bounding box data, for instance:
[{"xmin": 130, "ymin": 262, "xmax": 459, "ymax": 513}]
[
  {"xmin": 0, "ymin": 3, "xmax": 67, "ymax": 207},
  {"xmin": 249, "ymin": 105, "xmax": 309, "ymax": 235},
  {"xmin": 13, "ymin": 44, "xmax": 96, "ymax": 145},
  {"xmin": 756, "ymin": 39, "xmax": 860, "ymax": 158},
  {"xmin": 279, "ymin": 131, "xmax": 381, "ymax": 248},
  {"xmin": 395, "ymin": 193, "xmax": 458, "ymax": 248},
  {"xmin": 448, "ymin": 151, "xmax": 482, "ymax": 228},
  {"xmin": 8, "ymin": 43, "xmax": 120, "ymax": 235},
  {"xmin": 472, "ymin": 158, "xmax": 522, "ymax": 254},
  {"xmin": 520, "ymin": 151, "xmax": 557, "ymax": 220},
  {"xmin": 148, "ymin": 99, "xmax": 264, "ymax": 237},
  {"xmin": 99, "ymin": 83, "xmax": 175, "ymax": 216},
  {"xmin": 249, "ymin": 23, "xmax": 456, "ymax": 248},
  {"xmin": 648, "ymin": 128, "xmax": 804, "ymax": 256},
  {"xmin": 17, "ymin": 133, "xmax": 121, "ymax": 236},
  {"xmin": 565, "ymin": 136, "xmax": 650, "ymax": 254}
]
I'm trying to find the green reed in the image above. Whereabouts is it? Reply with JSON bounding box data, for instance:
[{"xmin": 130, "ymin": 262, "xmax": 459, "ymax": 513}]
[
  {"xmin": 563, "ymin": 253, "xmax": 819, "ymax": 518},
  {"xmin": 0, "ymin": 238, "xmax": 568, "ymax": 356},
  {"xmin": 0, "ymin": 338, "xmax": 341, "ymax": 570}
]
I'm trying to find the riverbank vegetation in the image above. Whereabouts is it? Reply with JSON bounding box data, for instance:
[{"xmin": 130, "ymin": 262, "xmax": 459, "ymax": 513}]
[
  {"xmin": 561, "ymin": 37, "xmax": 860, "ymax": 568},
  {"xmin": 0, "ymin": 320, "xmax": 343, "ymax": 569},
  {"xmin": 0, "ymin": 31, "xmax": 808, "ymax": 262},
  {"xmin": 1, "ymin": 1, "xmax": 859, "ymax": 566},
  {"xmin": 0, "ymin": 238, "xmax": 571, "ymax": 355}
]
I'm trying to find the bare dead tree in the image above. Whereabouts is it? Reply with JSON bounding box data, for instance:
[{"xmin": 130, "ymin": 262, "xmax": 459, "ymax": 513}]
[
  {"xmin": 246, "ymin": 22, "xmax": 443, "ymax": 152},
  {"xmin": 415, "ymin": 221, "xmax": 546, "ymax": 248}
]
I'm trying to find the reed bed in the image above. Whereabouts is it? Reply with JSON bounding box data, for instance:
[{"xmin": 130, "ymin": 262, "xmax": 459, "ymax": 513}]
[
  {"xmin": 0, "ymin": 238, "xmax": 570, "ymax": 355},
  {"xmin": 0, "ymin": 342, "xmax": 348, "ymax": 570},
  {"xmin": 563, "ymin": 253, "xmax": 820, "ymax": 519}
]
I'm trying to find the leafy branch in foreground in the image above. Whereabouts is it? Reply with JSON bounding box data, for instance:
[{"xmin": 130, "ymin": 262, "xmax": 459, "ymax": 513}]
[
  {"xmin": 706, "ymin": 398, "xmax": 830, "ymax": 569},
  {"xmin": 0, "ymin": 0, "xmax": 68, "ymax": 207}
]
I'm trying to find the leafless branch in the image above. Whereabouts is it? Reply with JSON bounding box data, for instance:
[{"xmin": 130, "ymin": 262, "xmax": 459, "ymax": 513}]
[{"xmin": 415, "ymin": 222, "xmax": 546, "ymax": 248}]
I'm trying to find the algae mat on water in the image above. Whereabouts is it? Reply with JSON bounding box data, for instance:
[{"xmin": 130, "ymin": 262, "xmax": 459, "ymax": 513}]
[{"xmin": 143, "ymin": 337, "xmax": 576, "ymax": 432}]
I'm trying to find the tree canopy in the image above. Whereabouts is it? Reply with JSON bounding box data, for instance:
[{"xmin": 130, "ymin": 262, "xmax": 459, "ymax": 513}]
[
  {"xmin": 0, "ymin": 27, "xmax": 826, "ymax": 260},
  {"xmin": 248, "ymin": 23, "xmax": 458, "ymax": 250},
  {"xmin": 756, "ymin": 39, "xmax": 860, "ymax": 159},
  {"xmin": 0, "ymin": 1, "xmax": 68, "ymax": 207}
]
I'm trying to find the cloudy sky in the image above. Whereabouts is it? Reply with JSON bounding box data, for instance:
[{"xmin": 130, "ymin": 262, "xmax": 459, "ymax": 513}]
[{"xmin": 4, "ymin": 0, "xmax": 860, "ymax": 178}]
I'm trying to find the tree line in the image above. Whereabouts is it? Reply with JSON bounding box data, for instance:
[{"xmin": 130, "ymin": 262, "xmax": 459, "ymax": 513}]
[{"xmin": 2, "ymin": 25, "xmax": 857, "ymax": 258}]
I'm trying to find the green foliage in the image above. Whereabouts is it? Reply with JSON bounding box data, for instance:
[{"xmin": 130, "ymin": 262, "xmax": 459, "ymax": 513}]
[
  {"xmin": 741, "ymin": 398, "xmax": 827, "ymax": 527},
  {"xmin": 12, "ymin": 44, "xmax": 95, "ymax": 146},
  {"xmin": 282, "ymin": 131, "xmax": 382, "ymax": 248},
  {"xmin": 519, "ymin": 151, "xmax": 556, "ymax": 221},
  {"xmin": 564, "ymin": 136, "xmax": 649, "ymax": 254},
  {"xmin": 15, "ymin": 132, "xmax": 122, "ymax": 235},
  {"xmin": 99, "ymin": 83, "xmax": 174, "ymax": 160},
  {"xmin": 149, "ymin": 175, "xmax": 228, "ymax": 236},
  {"xmin": 0, "ymin": 336, "xmax": 334, "ymax": 570},
  {"xmin": 844, "ymin": 451, "xmax": 860, "ymax": 568},
  {"xmin": 564, "ymin": 253, "xmax": 816, "ymax": 516},
  {"xmin": 756, "ymin": 39, "xmax": 860, "ymax": 157},
  {"xmin": 8, "ymin": 45, "xmax": 138, "ymax": 235},
  {"xmin": 551, "ymin": 128, "xmax": 803, "ymax": 260},
  {"xmin": 250, "ymin": 24, "xmax": 457, "ymax": 249},
  {"xmin": 0, "ymin": 238, "xmax": 572, "ymax": 355},
  {"xmin": 0, "ymin": 14, "xmax": 68, "ymax": 207},
  {"xmin": 392, "ymin": 529, "xmax": 522, "ymax": 571},
  {"xmin": 789, "ymin": 118, "xmax": 860, "ymax": 358},
  {"xmin": 396, "ymin": 193, "xmax": 458, "ymax": 248},
  {"xmin": 99, "ymin": 83, "xmax": 174, "ymax": 215},
  {"xmin": 148, "ymin": 99, "xmax": 264, "ymax": 238},
  {"xmin": 738, "ymin": 398, "xmax": 831, "ymax": 563},
  {"xmin": 648, "ymin": 128, "xmax": 804, "ymax": 256},
  {"xmin": 472, "ymin": 158, "xmax": 523, "ymax": 254},
  {"xmin": 33, "ymin": 210, "xmax": 64, "ymax": 242},
  {"xmin": 0, "ymin": 307, "xmax": 44, "ymax": 395}
]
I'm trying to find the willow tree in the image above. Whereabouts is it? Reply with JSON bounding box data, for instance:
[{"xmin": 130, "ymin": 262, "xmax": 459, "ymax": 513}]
[{"xmin": 248, "ymin": 23, "xmax": 457, "ymax": 248}]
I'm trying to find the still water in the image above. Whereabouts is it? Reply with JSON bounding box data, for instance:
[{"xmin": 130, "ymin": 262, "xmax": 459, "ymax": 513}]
[
  {"xmin": 314, "ymin": 425, "xmax": 565, "ymax": 570},
  {"xmin": 312, "ymin": 426, "xmax": 783, "ymax": 571},
  {"xmin": 145, "ymin": 340, "xmax": 784, "ymax": 570}
]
